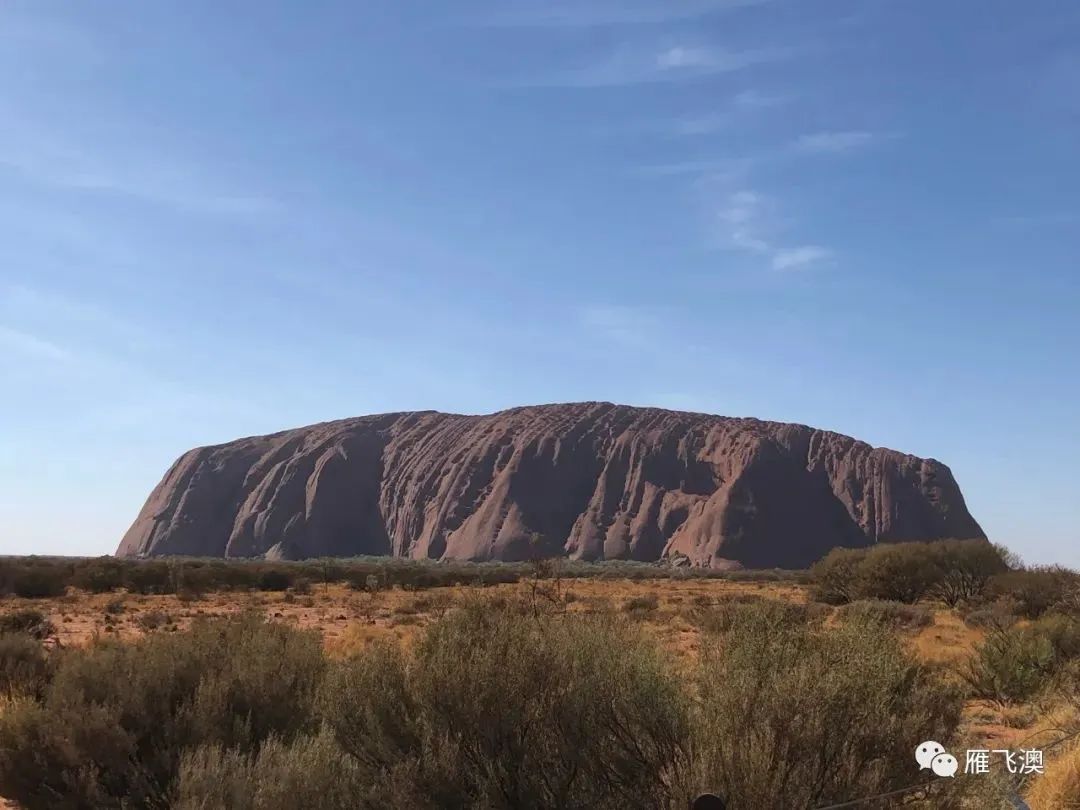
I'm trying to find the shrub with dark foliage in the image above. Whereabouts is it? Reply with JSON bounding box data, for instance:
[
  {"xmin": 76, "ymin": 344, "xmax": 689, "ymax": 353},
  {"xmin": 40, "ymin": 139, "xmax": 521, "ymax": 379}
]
[
  {"xmin": 319, "ymin": 601, "xmax": 691, "ymax": 810},
  {"xmin": 0, "ymin": 614, "xmax": 324, "ymax": 810},
  {"xmin": 810, "ymin": 540, "xmax": 1009, "ymax": 606},
  {"xmin": 691, "ymin": 601, "xmax": 963, "ymax": 809}
]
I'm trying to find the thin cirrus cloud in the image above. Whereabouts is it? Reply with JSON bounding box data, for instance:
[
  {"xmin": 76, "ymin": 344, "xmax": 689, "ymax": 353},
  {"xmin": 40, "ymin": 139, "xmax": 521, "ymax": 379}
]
[
  {"xmin": 514, "ymin": 44, "xmax": 788, "ymax": 88},
  {"xmin": 482, "ymin": 0, "xmax": 771, "ymax": 28},
  {"xmin": 792, "ymin": 130, "xmax": 880, "ymax": 154},
  {"xmin": 771, "ymin": 245, "xmax": 832, "ymax": 270},
  {"xmin": 0, "ymin": 325, "xmax": 72, "ymax": 363},
  {"xmin": 713, "ymin": 189, "xmax": 832, "ymax": 271},
  {"xmin": 0, "ymin": 119, "xmax": 277, "ymax": 218},
  {"xmin": 577, "ymin": 304, "xmax": 658, "ymax": 348},
  {"xmin": 672, "ymin": 89, "xmax": 789, "ymax": 135}
]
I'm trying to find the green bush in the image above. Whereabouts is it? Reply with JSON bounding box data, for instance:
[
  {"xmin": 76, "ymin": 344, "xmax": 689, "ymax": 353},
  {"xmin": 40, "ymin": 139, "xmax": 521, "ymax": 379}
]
[
  {"xmin": 810, "ymin": 540, "xmax": 1010, "ymax": 606},
  {"xmin": 321, "ymin": 601, "xmax": 690, "ymax": 809},
  {"xmin": 175, "ymin": 730, "xmax": 367, "ymax": 810},
  {"xmin": 963, "ymin": 625, "xmax": 1057, "ymax": 704},
  {"xmin": 0, "ymin": 634, "xmax": 53, "ymax": 699},
  {"xmin": 690, "ymin": 602, "xmax": 962, "ymax": 809},
  {"xmin": 0, "ymin": 614, "xmax": 324, "ymax": 809},
  {"xmin": 123, "ymin": 561, "xmax": 175, "ymax": 594},
  {"xmin": 135, "ymin": 610, "xmax": 172, "ymax": 632},
  {"xmin": 258, "ymin": 569, "xmax": 294, "ymax": 592},
  {"xmin": 290, "ymin": 577, "xmax": 314, "ymax": 595},
  {"xmin": 963, "ymin": 602, "xmax": 1018, "ymax": 630},
  {"xmin": 836, "ymin": 599, "xmax": 933, "ymax": 631},
  {"xmin": 854, "ymin": 542, "xmax": 942, "ymax": 603},
  {"xmin": 10, "ymin": 567, "xmax": 67, "ymax": 599},
  {"xmin": 1030, "ymin": 614, "xmax": 1080, "ymax": 661},
  {"xmin": 687, "ymin": 599, "xmax": 820, "ymax": 636},
  {"xmin": 929, "ymin": 539, "xmax": 1009, "ymax": 606},
  {"xmin": 809, "ymin": 547, "xmax": 864, "ymax": 604},
  {"xmin": 963, "ymin": 614, "xmax": 1080, "ymax": 705},
  {"xmin": 987, "ymin": 568, "xmax": 1079, "ymax": 619},
  {"xmin": 71, "ymin": 557, "xmax": 127, "ymax": 593},
  {"xmin": 0, "ymin": 609, "xmax": 55, "ymax": 640},
  {"xmin": 623, "ymin": 594, "xmax": 660, "ymax": 612}
]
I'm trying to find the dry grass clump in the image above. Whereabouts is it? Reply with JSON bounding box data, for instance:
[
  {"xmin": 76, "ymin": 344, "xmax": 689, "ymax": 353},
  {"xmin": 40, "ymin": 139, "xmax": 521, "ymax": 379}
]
[{"xmin": 1026, "ymin": 743, "xmax": 1080, "ymax": 809}]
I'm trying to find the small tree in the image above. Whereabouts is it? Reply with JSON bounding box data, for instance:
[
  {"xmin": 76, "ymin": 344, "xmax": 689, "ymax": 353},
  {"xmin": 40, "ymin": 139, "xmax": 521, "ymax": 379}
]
[
  {"xmin": 809, "ymin": 547, "xmax": 865, "ymax": 604},
  {"xmin": 929, "ymin": 540, "xmax": 1009, "ymax": 607},
  {"xmin": 854, "ymin": 543, "xmax": 939, "ymax": 603}
]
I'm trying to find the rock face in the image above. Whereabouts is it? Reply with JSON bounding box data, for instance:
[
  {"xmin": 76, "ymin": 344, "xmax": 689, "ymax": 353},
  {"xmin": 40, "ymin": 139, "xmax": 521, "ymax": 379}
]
[{"xmin": 116, "ymin": 403, "xmax": 985, "ymax": 568}]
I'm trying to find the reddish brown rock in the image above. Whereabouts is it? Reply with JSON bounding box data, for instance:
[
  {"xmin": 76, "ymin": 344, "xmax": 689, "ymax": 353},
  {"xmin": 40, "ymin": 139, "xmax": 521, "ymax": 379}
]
[{"xmin": 116, "ymin": 403, "xmax": 985, "ymax": 568}]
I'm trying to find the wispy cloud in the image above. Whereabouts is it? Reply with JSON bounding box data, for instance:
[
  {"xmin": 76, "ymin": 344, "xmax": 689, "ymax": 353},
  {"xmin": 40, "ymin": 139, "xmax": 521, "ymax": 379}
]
[
  {"xmin": 712, "ymin": 189, "xmax": 831, "ymax": 271},
  {"xmin": 716, "ymin": 190, "xmax": 773, "ymax": 253},
  {"xmin": 792, "ymin": 130, "xmax": 880, "ymax": 154},
  {"xmin": 1, "ymin": 284, "xmax": 147, "ymax": 345},
  {"xmin": 671, "ymin": 88, "xmax": 788, "ymax": 135},
  {"xmin": 733, "ymin": 89, "xmax": 788, "ymax": 108},
  {"xmin": 0, "ymin": 117, "xmax": 277, "ymax": 217},
  {"xmin": 483, "ymin": 0, "xmax": 770, "ymax": 28},
  {"xmin": 997, "ymin": 211, "xmax": 1080, "ymax": 227},
  {"xmin": 578, "ymin": 304, "xmax": 655, "ymax": 347},
  {"xmin": 0, "ymin": 325, "xmax": 72, "ymax": 362},
  {"xmin": 771, "ymin": 245, "xmax": 831, "ymax": 270},
  {"xmin": 635, "ymin": 157, "xmax": 754, "ymax": 180},
  {"xmin": 514, "ymin": 44, "xmax": 788, "ymax": 88}
]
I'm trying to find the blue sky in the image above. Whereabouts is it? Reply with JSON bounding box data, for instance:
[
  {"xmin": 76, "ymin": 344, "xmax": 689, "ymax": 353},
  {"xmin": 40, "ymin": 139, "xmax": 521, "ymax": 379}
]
[{"xmin": 1, "ymin": 0, "xmax": 1078, "ymax": 565}]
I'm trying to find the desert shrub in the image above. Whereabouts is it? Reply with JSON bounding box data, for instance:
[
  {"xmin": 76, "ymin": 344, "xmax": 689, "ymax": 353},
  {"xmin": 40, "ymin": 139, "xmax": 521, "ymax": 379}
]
[
  {"xmin": 71, "ymin": 557, "xmax": 127, "ymax": 593},
  {"xmin": 836, "ymin": 599, "xmax": 933, "ymax": 631},
  {"xmin": 808, "ymin": 547, "xmax": 864, "ymax": 604},
  {"xmin": 135, "ymin": 610, "xmax": 171, "ymax": 632},
  {"xmin": 963, "ymin": 625, "xmax": 1057, "ymax": 704},
  {"xmin": 407, "ymin": 593, "xmax": 453, "ymax": 615},
  {"xmin": 321, "ymin": 602, "xmax": 690, "ymax": 809},
  {"xmin": 721, "ymin": 592, "xmax": 765, "ymax": 605},
  {"xmin": 9, "ymin": 567, "xmax": 67, "ymax": 599},
  {"xmin": 690, "ymin": 601, "xmax": 962, "ymax": 809},
  {"xmin": 104, "ymin": 597, "xmax": 126, "ymax": 615},
  {"xmin": 688, "ymin": 599, "xmax": 817, "ymax": 636},
  {"xmin": 0, "ymin": 614, "xmax": 325, "ymax": 809},
  {"xmin": 623, "ymin": 594, "xmax": 660, "ymax": 613},
  {"xmin": 928, "ymin": 539, "xmax": 1010, "ymax": 606},
  {"xmin": 802, "ymin": 601, "xmax": 833, "ymax": 623},
  {"xmin": 177, "ymin": 586, "xmax": 204, "ymax": 603},
  {"xmin": 988, "ymin": 567, "xmax": 1080, "ymax": 619},
  {"xmin": 123, "ymin": 561, "xmax": 174, "ymax": 594},
  {"xmin": 290, "ymin": 577, "xmax": 313, "ymax": 595},
  {"xmin": 0, "ymin": 634, "xmax": 53, "ymax": 699},
  {"xmin": 810, "ymin": 540, "xmax": 1010, "ymax": 607},
  {"xmin": 258, "ymin": 569, "xmax": 293, "ymax": 592},
  {"xmin": 174, "ymin": 729, "xmax": 367, "ymax": 810},
  {"xmin": 963, "ymin": 599, "xmax": 1019, "ymax": 630},
  {"xmin": 854, "ymin": 543, "xmax": 942, "ymax": 603},
  {"xmin": 1031, "ymin": 614, "xmax": 1080, "ymax": 662},
  {"xmin": 0, "ymin": 609, "xmax": 55, "ymax": 640},
  {"xmin": 688, "ymin": 604, "xmax": 739, "ymax": 635}
]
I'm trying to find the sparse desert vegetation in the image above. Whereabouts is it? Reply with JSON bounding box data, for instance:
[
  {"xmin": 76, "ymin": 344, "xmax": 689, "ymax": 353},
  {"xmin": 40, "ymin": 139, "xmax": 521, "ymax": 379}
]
[{"xmin": 0, "ymin": 545, "xmax": 1078, "ymax": 808}]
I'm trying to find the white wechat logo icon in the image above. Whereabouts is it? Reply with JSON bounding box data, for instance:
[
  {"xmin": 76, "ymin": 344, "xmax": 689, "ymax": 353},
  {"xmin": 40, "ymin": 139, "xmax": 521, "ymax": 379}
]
[
  {"xmin": 915, "ymin": 741, "xmax": 957, "ymax": 778},
  {"xmin": 931, "ymin": 753, "xmax": 958, "ymax": 778}
]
